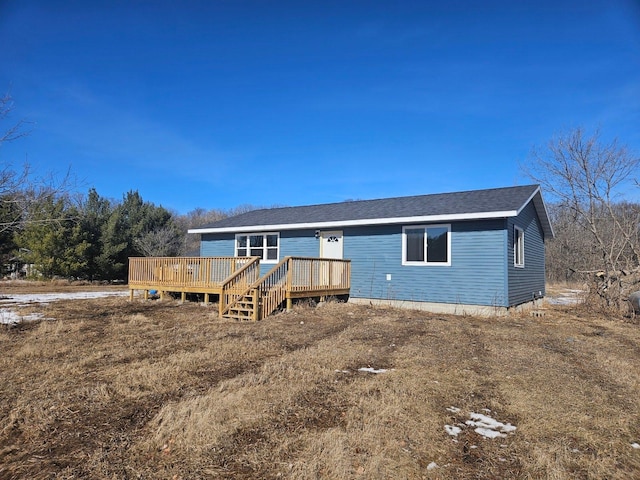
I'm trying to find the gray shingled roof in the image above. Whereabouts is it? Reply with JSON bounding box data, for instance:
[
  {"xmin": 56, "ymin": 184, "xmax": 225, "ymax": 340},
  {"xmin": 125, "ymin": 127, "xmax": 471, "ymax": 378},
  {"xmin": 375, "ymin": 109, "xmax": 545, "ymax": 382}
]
[{"xmin": 189, "ymin": 184, "xmax": 553, "ymax": 238}]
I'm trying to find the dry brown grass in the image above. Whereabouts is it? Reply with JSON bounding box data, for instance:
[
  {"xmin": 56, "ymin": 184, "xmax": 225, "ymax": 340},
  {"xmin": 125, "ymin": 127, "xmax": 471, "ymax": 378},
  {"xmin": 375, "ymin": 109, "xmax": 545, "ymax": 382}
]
[{"xmin": 1, "ymin": 286, "xmax": 639, "ymax": 479}]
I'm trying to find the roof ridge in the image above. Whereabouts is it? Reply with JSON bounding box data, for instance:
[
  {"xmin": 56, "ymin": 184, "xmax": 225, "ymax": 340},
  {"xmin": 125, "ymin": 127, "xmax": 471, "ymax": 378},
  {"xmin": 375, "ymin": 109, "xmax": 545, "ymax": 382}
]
[{"xmin": 236, "ymin": 184, "xmax": 540, "ymax": 214}]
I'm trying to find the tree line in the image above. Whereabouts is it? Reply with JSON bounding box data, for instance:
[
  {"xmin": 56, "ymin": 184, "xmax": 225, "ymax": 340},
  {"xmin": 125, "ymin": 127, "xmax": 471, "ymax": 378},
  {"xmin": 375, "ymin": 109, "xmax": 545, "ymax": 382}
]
[{"xmin": 0, "ymin": 184, "xmax": 252, "ymax": 281}]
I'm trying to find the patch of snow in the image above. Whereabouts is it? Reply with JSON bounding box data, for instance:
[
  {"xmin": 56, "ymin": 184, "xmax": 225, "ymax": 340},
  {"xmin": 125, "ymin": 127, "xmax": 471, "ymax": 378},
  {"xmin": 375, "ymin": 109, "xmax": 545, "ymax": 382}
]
[
  {"xmin": 426, "ymin": 462, "xmax": 438, "ymax": 470},
  {"xmin": 632, "ymin": 443, "xmax": 640, "ymax": 449},
  {"xmin": 547, "ymin": 289, "xmax": 585, "ymax": 305},
  {"xmin": 444, "ymin": 408, "xmax": 517, "ymax": 440},
  {"xmin": 358, "ymin": 367, "xmax": 389, "ymax": 374},
  {"xmin": 0, "ymin": 290, "xmax": 128, "ymax": 325},
  {"xmin": 474, "ymin": 427, "xmax": 506, "ymax": 439},
  {"xmin": 445, "ymin": 425, "xmax": 461, "ymax": 437},
  {"xmin": 0, "ymin": 310, "xmax": 48, "ymax": 325},
  {"xmin": 466, "ymin": 412, "xmax": 516, "ymax": 439},
  {"xmin": 0, "ymin": 291, "xmax": 127, "ymax": 305}
]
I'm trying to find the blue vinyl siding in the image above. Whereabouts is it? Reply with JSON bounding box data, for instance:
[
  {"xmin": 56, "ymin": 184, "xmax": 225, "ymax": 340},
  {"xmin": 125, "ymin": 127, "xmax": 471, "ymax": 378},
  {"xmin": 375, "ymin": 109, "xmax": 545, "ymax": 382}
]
[
  {"xmin": 345, "ymin": 220, "xmax": 508, "ymax": 307},
  {"xmin": 507, "ymin": 202, "xmax": 546, "ymax": 305},
  {"xmin": 200, "ymin": 233, "xmax": 235, "ymax": 256},
  {"xmin": 280, "ymin": 229, "xmax": 319, "ymax": 257}
]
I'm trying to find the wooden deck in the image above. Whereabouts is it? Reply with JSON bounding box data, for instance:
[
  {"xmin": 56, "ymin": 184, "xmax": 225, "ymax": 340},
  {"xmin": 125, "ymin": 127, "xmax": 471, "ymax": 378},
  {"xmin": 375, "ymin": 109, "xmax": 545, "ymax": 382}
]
[
  {"xmin": 128, "ymin": 256, "xmax": 257, "ymax": 302},
  {"xmin": 128, "ymin": 256, "xmax": 351, "ymax": 320}
]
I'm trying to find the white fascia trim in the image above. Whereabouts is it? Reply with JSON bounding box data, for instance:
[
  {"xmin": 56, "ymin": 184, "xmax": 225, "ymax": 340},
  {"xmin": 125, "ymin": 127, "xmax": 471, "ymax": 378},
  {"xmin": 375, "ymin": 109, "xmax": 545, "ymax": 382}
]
[
  {"xmin": 188, "ymin": 210, "xmax": 519, "ymax": 234},
  {"xmin": 516, "ymin": 186, "xmax": 555, "ymax": 239},
  {"xmin": 515, "ymin": 186, "xmax": 541, "ymax": 216}
]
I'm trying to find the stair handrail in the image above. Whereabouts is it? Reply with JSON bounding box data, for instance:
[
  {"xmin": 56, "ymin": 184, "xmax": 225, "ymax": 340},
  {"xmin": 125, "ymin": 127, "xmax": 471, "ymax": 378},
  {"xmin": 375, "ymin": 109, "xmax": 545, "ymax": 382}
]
[
  {"xmin": 219, "ymin": 257, "xmax": 261, "ymax": 317},
  {"xmin": 252, "ymin": 256, "xmax": 292, "ymax": 319}
]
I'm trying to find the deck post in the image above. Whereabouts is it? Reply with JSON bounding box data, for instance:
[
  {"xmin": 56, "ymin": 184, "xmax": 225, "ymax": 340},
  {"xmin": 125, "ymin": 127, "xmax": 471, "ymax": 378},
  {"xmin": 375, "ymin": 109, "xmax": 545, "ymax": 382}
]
[
  {"xmin": 287, "ymin": 257, "xmax": 294, "ymax": 291},
  {"xmin": 129, "ymin": 289, "xmax": 134, "ymax": 301},
  {"xmin": 252, "ymin": 289, "xmax": 259, "ymax": 321},
  {"xmin": 219, "ymin": 292, "xmax": 225, "ymax": 318},
  {"xmin": 204, "ymin": 261, "xmax": 210, "ymax": 290},
  {"xmin": 286, "ymin": 297, "xmax": 292, "ymax": 311}
]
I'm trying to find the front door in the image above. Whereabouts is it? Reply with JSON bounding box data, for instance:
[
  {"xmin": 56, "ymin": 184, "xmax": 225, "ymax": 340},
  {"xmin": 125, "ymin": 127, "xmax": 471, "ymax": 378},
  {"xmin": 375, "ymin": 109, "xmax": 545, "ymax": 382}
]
[
  {"xmin": 319, "ymin": 231, "xmax": 344, "ymax": 287},
  {"xmin": 319, "ymin": 230, "xmax": 343, "ymax": 259}
]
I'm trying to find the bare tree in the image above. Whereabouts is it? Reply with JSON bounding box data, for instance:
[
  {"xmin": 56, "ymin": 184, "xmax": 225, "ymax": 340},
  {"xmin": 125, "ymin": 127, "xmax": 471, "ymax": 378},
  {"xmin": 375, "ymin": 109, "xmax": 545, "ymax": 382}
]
[
  {"xmin": 1, "ymin": 92, "xmax": 74, "ymax": 234},
  {"xmin": 524, "ymin": 127, "xmax": 640, "ymax": 311},
  {"xmin": 134, "ymin": 226, "xmax": 183, "ymax": 257},
  {"xmin": 544, "ymin": 202, "xmax": 595, "ymax": 283},
  {"xmin": 0, "ymin": 165, "xmax": 75, "ymax": 234},
  {"xmin": 175, "ymin": 204, "xmax": 270, "ymax": 256}
]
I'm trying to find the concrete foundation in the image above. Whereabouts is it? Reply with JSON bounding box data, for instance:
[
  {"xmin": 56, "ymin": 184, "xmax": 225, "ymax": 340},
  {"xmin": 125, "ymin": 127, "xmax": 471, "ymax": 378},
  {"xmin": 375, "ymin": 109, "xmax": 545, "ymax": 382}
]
[{"xmin": 348, "ymin": 297, "xmax": 544, "ymax": 317}]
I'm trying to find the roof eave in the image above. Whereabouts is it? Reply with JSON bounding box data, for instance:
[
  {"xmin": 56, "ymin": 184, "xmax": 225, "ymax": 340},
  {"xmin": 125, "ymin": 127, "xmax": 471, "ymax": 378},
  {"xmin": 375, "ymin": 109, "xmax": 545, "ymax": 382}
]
[{"xmin": 188, "ymin": 210, "xmax": 520, "ymax": 234}]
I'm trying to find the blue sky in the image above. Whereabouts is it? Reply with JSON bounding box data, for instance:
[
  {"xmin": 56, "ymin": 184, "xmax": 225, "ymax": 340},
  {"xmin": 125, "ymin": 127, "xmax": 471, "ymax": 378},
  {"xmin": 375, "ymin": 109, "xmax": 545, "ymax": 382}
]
[{"xmin": 1, "ymin": 0, "xmax": 639, "ymax": 213}]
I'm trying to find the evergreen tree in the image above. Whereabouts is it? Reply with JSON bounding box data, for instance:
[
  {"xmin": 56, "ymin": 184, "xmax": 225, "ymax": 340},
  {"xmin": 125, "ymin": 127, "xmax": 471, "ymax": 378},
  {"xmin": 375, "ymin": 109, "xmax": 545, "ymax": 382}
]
[
  {"xmin": 98, "ymin": 190, "xmax": 179, "ymax": 280},
  {"xmin": 77, "ymin": 189, "xmax": 112, "ymax": 280},
  {"xmin": 14, "ymin": 195, "xmax": 74, "ymax": 278}
]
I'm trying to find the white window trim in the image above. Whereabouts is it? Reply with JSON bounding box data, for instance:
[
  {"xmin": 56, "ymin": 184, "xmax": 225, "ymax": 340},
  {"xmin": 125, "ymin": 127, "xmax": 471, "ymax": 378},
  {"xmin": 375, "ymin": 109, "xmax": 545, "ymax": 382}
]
[
  {"xmin": 402, "ymin": 224, "xmax": 451, "ymax": 266},
  {"xmin": 235, "ymin": 232, "xmax": 280, "ymax": 264},
  {"xmin": 514, "ymin": 225, "xmax": 525, "ymax": 268}
]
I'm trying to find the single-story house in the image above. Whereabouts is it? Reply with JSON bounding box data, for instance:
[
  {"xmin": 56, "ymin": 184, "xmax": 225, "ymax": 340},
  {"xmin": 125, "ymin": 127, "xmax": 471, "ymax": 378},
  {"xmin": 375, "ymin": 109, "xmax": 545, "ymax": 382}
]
[{"xmin": 188, "ymin": 184, "xmax": 554, "ymax": 315}]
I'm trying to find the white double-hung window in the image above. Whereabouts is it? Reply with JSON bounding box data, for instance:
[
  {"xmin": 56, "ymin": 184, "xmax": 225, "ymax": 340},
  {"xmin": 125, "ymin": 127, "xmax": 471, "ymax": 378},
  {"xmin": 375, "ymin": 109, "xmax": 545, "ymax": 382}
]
[
  {"xmin": 402, "ymin": 224, "xmax": 451, "ymax": 266},
  {"xmin": 236, "ymin": 233, "xmax": 279, "ymax": 263}
]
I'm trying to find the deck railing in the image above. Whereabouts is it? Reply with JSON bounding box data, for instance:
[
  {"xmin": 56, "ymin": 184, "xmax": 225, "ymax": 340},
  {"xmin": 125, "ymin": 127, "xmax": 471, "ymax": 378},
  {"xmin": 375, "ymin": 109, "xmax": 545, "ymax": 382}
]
[
  {"xmin": 255, "ymin": 257, "xmax": 351, "ymax": 319},
  {"xmin": 128, "ymin": 256, "xmax": 256, "ymax": 290},
  {"xmin": 288, "ymin": 257, "xmax": 351, "ymax": 292},
  {"xmin": 129, "ymin": 256, "xmax": 351, "ymax": 320}
]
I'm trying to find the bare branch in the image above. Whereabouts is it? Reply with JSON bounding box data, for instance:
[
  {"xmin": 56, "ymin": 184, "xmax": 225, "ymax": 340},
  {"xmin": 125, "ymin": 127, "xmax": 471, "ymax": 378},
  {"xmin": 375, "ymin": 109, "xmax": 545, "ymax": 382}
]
[{"xmin": 0, "ymin": 92, "xmax": 33, "ymax": 144}]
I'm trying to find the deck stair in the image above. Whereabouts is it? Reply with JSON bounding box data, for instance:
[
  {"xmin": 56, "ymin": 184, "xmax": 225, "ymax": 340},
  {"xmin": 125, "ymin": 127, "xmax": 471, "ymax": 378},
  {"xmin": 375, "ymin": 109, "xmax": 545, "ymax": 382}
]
[
  {"xmin": 224, "ymin": 289, "xmax": 259, "ymax": 321},
  {"xmin": 220, "ymin": 256, "xmax": 289, "ymax": 321}
]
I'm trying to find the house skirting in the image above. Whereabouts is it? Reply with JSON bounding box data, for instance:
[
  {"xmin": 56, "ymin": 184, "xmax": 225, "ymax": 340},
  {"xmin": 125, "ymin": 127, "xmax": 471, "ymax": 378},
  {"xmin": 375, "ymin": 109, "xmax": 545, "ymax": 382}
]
[{"xmin": 348, "ymin": 297, "xmax": 544, "ymax": 317}]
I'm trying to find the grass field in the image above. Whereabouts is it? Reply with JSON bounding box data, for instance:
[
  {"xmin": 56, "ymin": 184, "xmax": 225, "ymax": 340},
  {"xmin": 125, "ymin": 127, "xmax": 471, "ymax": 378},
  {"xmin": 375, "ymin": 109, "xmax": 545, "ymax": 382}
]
[{"xmin": 1, "ymin": 283, "xmax": 639, "ymax": 479}]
